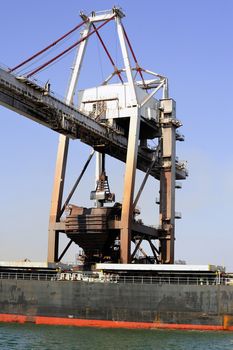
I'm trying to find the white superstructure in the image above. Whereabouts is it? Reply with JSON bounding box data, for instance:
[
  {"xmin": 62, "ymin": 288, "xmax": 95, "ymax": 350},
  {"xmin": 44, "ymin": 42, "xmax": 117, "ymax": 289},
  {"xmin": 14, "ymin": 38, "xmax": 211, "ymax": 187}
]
[{"xmin": 78, "ymin": 83, "xmax": 159, "ymax": 122}]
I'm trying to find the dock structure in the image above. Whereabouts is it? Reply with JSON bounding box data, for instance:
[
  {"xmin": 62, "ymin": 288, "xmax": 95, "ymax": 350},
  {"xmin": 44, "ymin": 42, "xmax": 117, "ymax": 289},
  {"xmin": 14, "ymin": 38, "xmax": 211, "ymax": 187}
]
[{"xmin": 0, "ymin": 7, "xmax": 187, "ymax": 265}]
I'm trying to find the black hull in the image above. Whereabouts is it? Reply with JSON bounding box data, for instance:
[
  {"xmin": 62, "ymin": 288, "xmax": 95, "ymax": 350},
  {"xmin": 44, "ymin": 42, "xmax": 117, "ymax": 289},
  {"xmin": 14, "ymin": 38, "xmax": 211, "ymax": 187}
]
[{"xmin": 1, "ymin": 279, "xmax": 233, "ymax": 329}]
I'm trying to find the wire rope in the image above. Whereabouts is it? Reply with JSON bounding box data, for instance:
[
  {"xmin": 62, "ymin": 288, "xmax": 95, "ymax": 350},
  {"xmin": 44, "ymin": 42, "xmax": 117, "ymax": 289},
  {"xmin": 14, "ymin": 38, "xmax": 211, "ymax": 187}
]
[
  {"xmin": 16, "ymin": 29, "xmax": 82, "ymax": 75},
  {"xmin": 9, "ymin": 19, "xmax": 88, "ymax": 73},
  {"xmin": 26, "ymin": 15, "xmax": 115, "ymax": 78}
]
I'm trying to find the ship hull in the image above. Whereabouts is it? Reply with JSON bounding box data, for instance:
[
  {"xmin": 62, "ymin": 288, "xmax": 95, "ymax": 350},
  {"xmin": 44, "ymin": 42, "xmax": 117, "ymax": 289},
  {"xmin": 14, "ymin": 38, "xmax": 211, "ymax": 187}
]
[{"xmin": 1, "ymin": 279, "xmax": 233, "ymax": 330}]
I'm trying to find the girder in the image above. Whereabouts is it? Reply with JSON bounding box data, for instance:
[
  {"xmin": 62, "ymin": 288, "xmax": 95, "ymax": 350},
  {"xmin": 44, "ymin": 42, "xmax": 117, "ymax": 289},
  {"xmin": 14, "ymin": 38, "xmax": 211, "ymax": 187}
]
[{"xmin": 0, "ymin": 67, "xmax": 186, "ymax": 180}]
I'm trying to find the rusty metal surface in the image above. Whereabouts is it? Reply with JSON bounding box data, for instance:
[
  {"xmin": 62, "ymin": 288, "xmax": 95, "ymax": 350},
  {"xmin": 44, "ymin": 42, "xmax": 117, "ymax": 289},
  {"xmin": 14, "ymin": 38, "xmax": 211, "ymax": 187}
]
[
  {"xmin": 159, "ymin": 100, "xmax": 177, "ymax": 264},
  {"xmin": 64, "ymin": 205, "xmax": 159, "ymax": 263}
]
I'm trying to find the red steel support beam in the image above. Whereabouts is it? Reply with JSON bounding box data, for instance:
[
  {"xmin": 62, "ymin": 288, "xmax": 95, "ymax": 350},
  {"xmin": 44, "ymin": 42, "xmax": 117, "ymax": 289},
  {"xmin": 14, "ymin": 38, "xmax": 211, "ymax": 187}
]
[
  {"xmin": 122, "ymin": 25, "xmax": 146, "ymax": 87},
  {"xmin": 9, "ymin": 19, "xmax": 88, "ymax": 73},
  {"xmin": 27, "ymin": 16, "xmax": 115, "ymax": 78},
  {"xmin": 91, "ymin": 23, "xmax": 124, "ymax": 84}
]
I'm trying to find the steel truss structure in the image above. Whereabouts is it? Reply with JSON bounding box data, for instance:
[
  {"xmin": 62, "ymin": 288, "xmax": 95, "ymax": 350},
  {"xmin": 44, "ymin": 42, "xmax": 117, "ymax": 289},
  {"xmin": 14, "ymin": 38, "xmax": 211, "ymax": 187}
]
[{"xmin": 0, "ymin": 7, "xmax": 187, "ymax": 265}]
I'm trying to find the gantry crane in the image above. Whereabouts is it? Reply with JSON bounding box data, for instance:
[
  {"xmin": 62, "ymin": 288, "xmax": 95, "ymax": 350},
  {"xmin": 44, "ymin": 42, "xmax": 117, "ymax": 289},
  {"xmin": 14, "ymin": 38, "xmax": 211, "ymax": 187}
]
[{"xmin": 0, "ymin": 7, "xmax": 187, "ymax": 265}]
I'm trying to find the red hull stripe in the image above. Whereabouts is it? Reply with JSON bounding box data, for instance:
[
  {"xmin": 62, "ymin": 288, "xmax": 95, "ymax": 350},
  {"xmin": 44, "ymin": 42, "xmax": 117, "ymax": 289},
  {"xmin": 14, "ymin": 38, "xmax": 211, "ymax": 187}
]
[{"xmin": 0, "ymin": 313, "xmax": 231, "ymax": 331}]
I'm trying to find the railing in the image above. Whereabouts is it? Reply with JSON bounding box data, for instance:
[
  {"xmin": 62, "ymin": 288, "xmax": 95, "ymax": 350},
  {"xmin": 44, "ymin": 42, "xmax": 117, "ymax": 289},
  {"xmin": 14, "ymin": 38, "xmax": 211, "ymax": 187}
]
[
  {"xmin": 0, "ymin": 271, "xmax": 231, "ymax": 286},
  {"xmin": 0, "ymin": 63, "xmax": 64, "ymax": 102},
  {"xmin": 0, "ymin": 272, "xmax": 56, "ymax": 281},
  {"xmin": 95, "ymin": 275, "xmax": 227, "ymax": 286}
]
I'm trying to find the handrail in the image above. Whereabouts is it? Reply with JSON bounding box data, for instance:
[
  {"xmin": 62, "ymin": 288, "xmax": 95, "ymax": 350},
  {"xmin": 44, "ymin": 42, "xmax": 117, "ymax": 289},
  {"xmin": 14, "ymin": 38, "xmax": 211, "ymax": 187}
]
[
  {"xmin": 0, "ymin": 272, "xmax": 56, "ymax": 281},
  {"xmin": 0, "ymin": 271, "xmax": 230, "ymax": 286}
]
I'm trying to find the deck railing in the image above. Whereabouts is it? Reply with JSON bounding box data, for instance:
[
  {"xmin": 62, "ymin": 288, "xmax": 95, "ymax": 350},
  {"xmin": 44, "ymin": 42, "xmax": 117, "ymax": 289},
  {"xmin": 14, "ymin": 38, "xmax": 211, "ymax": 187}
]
[
  {"xmin": 0, "ymin": 272, "xmax": 55, "ymax": 281},
  {"xmin": 0, "ymin": 271, "xmax": 230, "ymax": 286}
]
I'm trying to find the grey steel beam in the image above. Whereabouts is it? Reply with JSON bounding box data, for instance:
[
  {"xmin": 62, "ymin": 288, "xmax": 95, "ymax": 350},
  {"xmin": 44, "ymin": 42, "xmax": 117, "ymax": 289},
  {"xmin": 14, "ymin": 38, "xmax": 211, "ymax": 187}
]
[
  {"xmin": 60, "ymin": 150, "xmax": 95, "ymax": 217},
  {"xmin": 131, "ymin": 238, "xmax": 143, "ymax": 261},
  {"xmin": 58, "ymin": 239, "xmax": 73, "ymax": 262}
]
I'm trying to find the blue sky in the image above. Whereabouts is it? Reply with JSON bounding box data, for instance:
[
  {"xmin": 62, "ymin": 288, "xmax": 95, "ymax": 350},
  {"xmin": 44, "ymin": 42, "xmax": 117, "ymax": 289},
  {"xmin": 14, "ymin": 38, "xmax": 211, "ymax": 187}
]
[{"xmin": 0, "ymin": 0, "xmax": 233, "ymax": 269}]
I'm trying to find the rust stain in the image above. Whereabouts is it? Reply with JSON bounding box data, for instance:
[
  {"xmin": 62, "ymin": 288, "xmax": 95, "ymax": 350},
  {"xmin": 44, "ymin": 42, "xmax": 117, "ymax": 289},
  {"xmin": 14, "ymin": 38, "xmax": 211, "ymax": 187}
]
[{"xmin": 223, "ymin": 315, "xmax": 233, "ymax": 330}]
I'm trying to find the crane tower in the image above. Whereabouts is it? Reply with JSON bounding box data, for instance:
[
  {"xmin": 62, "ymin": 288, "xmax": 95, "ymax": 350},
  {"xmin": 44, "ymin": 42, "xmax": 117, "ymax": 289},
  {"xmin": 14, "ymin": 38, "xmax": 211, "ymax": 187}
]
[
  {"xmin": 0, "ymin": 7, "xmax": 188, "ymax": 265},
  {"xmin": 47, "ymin": 8, "xmax": 187, "ymax": 265}
]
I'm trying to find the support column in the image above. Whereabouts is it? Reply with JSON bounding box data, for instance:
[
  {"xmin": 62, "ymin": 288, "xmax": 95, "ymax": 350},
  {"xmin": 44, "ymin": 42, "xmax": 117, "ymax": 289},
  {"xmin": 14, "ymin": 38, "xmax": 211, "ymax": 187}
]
[
  {"xmin": 47, "ymin": 23, "xmax": 90, "ymax": 263},
  {"xmin": 159, "ymin": 169, "xmax": 175, "ymax": 263},
  {"xmin": 48, "ymin": 135, "xmax": 69, "ymax": 262},
  {"xmin": 159, "ymin": 99, "xmax": 176, "ymax": 263},
  {"xmin": 116, "ymin": 16, "xmax": 139, "ymax": 263},
  {"xmin": 120, "ymin": 108, "xmax": 140, "ymax": 263}
]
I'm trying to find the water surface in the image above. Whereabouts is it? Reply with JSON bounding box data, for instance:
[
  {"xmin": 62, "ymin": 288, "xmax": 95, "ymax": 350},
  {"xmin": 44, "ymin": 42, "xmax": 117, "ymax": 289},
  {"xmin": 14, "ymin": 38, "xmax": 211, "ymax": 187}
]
[{"xmin": 0, "ymin": 324, "xmax": 233, "ymax": 350}]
